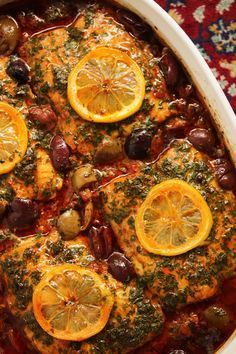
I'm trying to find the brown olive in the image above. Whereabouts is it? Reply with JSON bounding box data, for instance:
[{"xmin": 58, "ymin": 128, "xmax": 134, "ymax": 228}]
[
  {"xmin": 212, "ymin": 158, "xmax": 236, "ymax": 191},
  {"xmin": 159, "ymin": 47, "xmax": 180, "ymax": 88},
  {"xmin": 6, "ymin": 58, "xmax": 30, "ymax": 84},
  {"xmin": 7, "ymin": 198, "xmax": 39, "ymax": 231},
  {"xmin": 218, "ymin": 172, "xmax": 236, "ymax": 191},
  {"xmin": 203, "ymin": 305, "xmax": 230, "ymax": 330},
  {"xmin": 29, "ymin": 104, "xmax": 58, "ymax": 131},
  {"xmin": 107, "ymin": 252, "xmax": 134, "ymax": 282},
  {"xmin": 213, "ymin": 158, "xmax": 232, "ymax": 177},
  {"xmin": 50, "ymin": 135, "xmax": 70, "ymax": 172},
  {"xmin": 94, "ymin": 137, "xmax": 123, "ymax": 165},
  {"xmin": 188, "ymin": 128, "xmax": 215, "ymax": 153},
  {"xmin": 57, "ymin": 209, "xmax": 81, "ymax": 240},
  {"xmin": 89, "ymin": 226, "xmax": 104, "ymax": 259},
  {"xmin": 0, "ymin": 16, "xmax": 20, "ymax": 56},
  {"xmin": 89, "ymin": 225, "xmax": 113, "ymax": 259}
]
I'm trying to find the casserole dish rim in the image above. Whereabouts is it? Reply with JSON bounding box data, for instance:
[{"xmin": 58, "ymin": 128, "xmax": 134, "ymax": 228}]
[
  {"xmin": 0, "ymin": 0, "xmax": 235, "ymax": 352},
  {"xmin": 114, "ymin": 0, "xmax": 236, "ymax": 165},
  {"xmin": 114, "ymin": 2, "xmax": 236, "ymax": 352},
  {"xmin": 115, "ymin": 1, "xmax": 236, "ymax": 352}
]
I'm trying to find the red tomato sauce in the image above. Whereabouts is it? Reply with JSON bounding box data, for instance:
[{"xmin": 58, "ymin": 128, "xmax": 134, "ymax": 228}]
[{"xmin": 0, "ymin": 1, "xmax": 235, "ymax": 353}]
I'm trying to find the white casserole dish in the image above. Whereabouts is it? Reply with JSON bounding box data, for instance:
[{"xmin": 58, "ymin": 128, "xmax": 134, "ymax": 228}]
[
  {"xmin": 113, "ymin": 2, "xmax": 236, "ymax": 353},
  {"xmin": 115, "ymin": 0, "xmax": 236, "ymax": 166},
  {"xmin": 0, "ymin": 0, "xmax": 235, "ymax": 352}
]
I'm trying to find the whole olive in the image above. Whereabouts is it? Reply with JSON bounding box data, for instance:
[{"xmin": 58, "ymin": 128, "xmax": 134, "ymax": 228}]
[
  {"xmin": 188, "ymin": 128, "xmax": 215, "ymax": 153},
  {"xmin": 203, "ymin": 305, "xmax": 230, "ymax": 330},
  {"xmin": 218, "ymin": 171, "xmax": 236, "ymax": 191},
  {"xmin": 57, "ymin": 209, "xmax": 81, "ymax": 240},
  {"xmin": 7, "ymin": 198, "xmax": 39, "ymax": 230},
  {"xmin": 124, "ymin": 129, "xmax": 152, "ymax": 160},
  {"xmin": 212, "ymin": 158, "xmax": 236, "ymax": 191},
  {"xmin": 72, "ymin": 165, "xmax": 97, "ymax": 192},
  {"xmin": 159, "ymin": 47, "xmax": 180, "ymax": 88},
  {"xmin": 94, "ymin": 137, "xmax": 123, "ymax": 165},
  {"xmin": 107, "ymin": 252, "xmax": 134, "ymax": 282},
  {"xmin": 50, "ymin": 135, "xmax": 70, "ymax": 172},
  {"xmin": 29, "ymin": 104, "xmax": 58, "ymax": 131},
  {"xmin": 0, "ymin": 16, "xmax": 20, "ymax": 56},
  {"xmin": 6, "ymin": 58, "xmax": 30, "ymax": 84},
  {"xmin": 213, "ymin": 158, "xmax": 232, "ymax": 177}
]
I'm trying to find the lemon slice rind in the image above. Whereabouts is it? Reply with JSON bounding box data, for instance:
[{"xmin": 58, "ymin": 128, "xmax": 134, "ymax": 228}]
[
  {"xmin": 0, "ymin": 102, "xmax": 28, "ymax": 175},
  {"xmin": 67, "ymin": 47, "xmax": 146, "ymax": 123},
  {"xmin": 33, "ymin": 264, "xmax": 114, "ymax": 341},
  {"xmin": 135, "ymin": 179, "xmax": 213, "ymax": 256}
]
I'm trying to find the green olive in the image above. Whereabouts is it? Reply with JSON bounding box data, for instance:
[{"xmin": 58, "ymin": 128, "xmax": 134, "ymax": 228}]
[
  {"xmin": 57, "ymin": 209, "xmax": 81, "ymax": 240},
  {"xmin": 0, "ymin": 16, "xmax": 20, "ymax": 56},
  {"xmin": 72, "ymin": 164, "xmax": 97, "ymax": 193},
  {"xmin": 203, "ymin": 305, "xmax": 230, "ymax": 330},
  {"xmin": 94, "ymin": 137, "xmax": 123, "ymax": 164}
]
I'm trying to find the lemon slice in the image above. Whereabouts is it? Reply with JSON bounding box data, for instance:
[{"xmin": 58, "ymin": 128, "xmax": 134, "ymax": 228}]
[
  {"xmin": 0, "ymin": 102, "xmax": 28, "ymax": 174},
  {"xmin": 33, "ymin": 265, "xmax": 114, "ymax": 341},
  {"xmin": 67, "ymin": 47, "xmax": 146, "ymax": 123},
  {"xmin": 135, "ymin": 179, "xmax": 213, "ymax": 256}
]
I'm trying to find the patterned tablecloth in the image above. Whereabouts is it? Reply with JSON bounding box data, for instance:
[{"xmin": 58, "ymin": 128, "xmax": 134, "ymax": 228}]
[{"xmin": 156, "ymin": 0, "xmax": 236, "ymax": 111}]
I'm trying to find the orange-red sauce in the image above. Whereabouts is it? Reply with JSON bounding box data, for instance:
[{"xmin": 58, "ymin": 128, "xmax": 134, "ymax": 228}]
[{"xmin": 0, "ymin": 1, "xmax": 235, "ymax": 353}]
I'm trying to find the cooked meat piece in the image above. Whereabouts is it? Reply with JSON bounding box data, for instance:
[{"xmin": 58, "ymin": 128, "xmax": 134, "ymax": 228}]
[
  {"xmin": 0, "ymin": 57, "xmax": 63, "ymax": 201},
  {"xmin": 0, "ymin": 57, "xmax": 32, "ymax": 108},
  {"xmin": 102, "ymin": 140, "xmax": 236, "ymax": 308},
  {"xmin": 0, "ymin": 231, "xmax": 164, "ymax": 353},
  {"xmin": 20, "ymin": 5, "xmax": 176, "ymax": 160}
]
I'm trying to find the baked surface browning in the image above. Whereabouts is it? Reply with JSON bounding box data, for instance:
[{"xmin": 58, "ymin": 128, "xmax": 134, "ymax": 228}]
[
  {"xmin": 0, "ymin": 2, "xmax": 235, "ymax": 353},
  {"xmin": 1, "ymin": 233, "xmax": 164, "ymax": 353},
  {"xmin": 21, "ymin": 5, "xmax": 174, "ymax": 157},
  {"xmin": 102, "ymin": 140, "xmax": 236, "ymax": 308}
]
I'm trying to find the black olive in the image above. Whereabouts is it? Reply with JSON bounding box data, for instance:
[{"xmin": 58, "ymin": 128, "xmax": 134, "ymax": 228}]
[
  {"xmin": 107, "ymin": 252, "xmax": 134, "ymax": 283},
  {"xmin": 125, "ymin": 129, "xmax": 152, "ymax": 160},
  {"xmin": 218, "ymin": 172, "xmax": 236, "ymax": 191},
  {"xmin": 159, "ymin": 47, "xmax": 180, "ymax": 88},
  {"xmin": 6, "ymin": 58, "xmax": 30, "ymax": 84},
  {"xmin": 7, "ymin": 198, "xmax": 39, "ymax": 230},
  {"xmin": 89, "ymin": 225, "xmax": 113, "ymax": 260},
  {"xmin": 50, "ymin": 135, "xmax": 70, "ymax": 172},
  {"xmin": 29, "ymin": 104, "xmax": 58, "ymax": 131},
  {"xmin": 213, "ymin": 158, "xmax": 232, "ymax": 177},
  {"xmin": 188, "ymin": 128, "xmax": 215, "ymax": 153},
  {"xmin": 0, "ymin": 16, "xmax": 20, "ymax": 56},
  {"xmin": 212, "ymin": 158, "xmax": 236, "ymax": 191}
]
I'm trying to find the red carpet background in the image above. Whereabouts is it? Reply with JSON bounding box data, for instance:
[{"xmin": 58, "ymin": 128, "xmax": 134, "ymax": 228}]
[{"xmin": 156, "ymin": 0, "xmax": 236, "ymax": 111}]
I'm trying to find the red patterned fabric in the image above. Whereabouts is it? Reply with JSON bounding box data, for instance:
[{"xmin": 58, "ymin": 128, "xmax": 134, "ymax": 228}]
[{"xmin": 156, "ymin": 0, "xmax": 236, "ymax": 111}]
